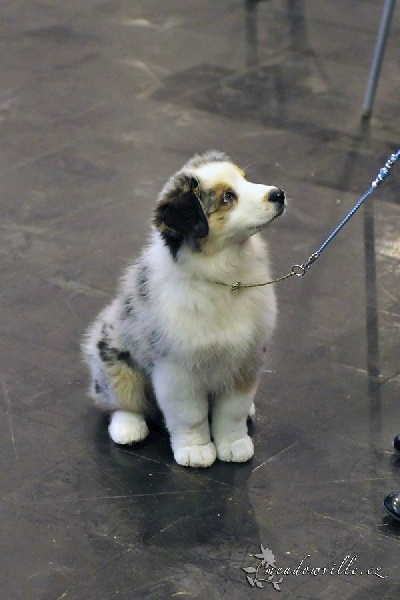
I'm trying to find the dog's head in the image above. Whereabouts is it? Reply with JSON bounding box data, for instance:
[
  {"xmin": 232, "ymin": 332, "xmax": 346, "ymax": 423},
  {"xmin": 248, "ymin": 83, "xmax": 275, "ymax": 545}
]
[{"xmin": 154, "ymin": 151, "xmax": 285, "ymax": 257}]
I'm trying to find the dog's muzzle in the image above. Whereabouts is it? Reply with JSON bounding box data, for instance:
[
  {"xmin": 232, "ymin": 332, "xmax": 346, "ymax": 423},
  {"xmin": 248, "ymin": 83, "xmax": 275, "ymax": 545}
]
[{"xmin": 268, "ymin": 187, "xmax": 286, "ymax": 216}]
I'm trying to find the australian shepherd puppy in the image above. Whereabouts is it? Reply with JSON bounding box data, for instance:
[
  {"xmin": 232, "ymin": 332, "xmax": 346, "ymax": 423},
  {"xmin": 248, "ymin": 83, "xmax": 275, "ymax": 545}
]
[{"xmin": 82, "ymin": 151, "xmax": 285, "ymax": 467}]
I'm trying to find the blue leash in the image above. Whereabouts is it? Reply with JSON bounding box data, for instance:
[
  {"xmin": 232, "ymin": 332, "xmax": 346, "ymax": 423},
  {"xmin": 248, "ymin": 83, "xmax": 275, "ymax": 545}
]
[
  {"xmin": 289, "ymin": 148, "xmax": 400, "ymax": 279},
  {"xmin": 225, "ymin": 149, "xmax": 400, "ymax": 291}
]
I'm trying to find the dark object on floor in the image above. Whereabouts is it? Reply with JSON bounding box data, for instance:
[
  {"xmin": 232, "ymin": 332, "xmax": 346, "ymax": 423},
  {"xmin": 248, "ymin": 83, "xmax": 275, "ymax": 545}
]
[
  {"xmin": 384, "ymin": 492, "xmax": 400, "ymax": 521},
  {"xmin": 382, "ymin": 434, "xmax": 400, "ymax": 522}
]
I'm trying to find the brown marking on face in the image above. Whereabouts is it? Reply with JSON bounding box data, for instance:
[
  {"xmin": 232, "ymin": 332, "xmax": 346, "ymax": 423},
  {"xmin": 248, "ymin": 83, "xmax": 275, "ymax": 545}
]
[
  {"xmin": 198, "ymin": 182, "xmax": 237, "ymax": 244},
  {"xmin": 206, "ymin": 212, "xmax": 228, "ymax": 238},
  {"xmin": 204, "ymin": 182, "xmax": 238, "ymax": 214},
  {"xmin": 198, "ymin": 181, "xmax": 240, "ymax": 253}
]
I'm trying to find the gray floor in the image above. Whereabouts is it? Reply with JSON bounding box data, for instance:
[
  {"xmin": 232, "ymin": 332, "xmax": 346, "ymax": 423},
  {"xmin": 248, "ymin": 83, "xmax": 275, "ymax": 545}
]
[{"xmin": 1, "ymin": 1, "xmax": 400, "ymax": 599}]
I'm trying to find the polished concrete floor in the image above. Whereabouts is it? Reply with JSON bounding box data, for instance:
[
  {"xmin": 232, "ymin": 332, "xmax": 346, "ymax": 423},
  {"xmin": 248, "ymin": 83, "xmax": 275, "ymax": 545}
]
[{"xmin": 1, "ymin": 1, "xmax": 400, "ymax": 598}]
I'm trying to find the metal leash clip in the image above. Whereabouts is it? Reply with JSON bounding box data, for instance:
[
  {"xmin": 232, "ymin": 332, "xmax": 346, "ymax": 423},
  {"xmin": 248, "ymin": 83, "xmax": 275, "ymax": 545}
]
[{"xmin": 291, "ymin": 252, "xmax": 320, "ymax": 277}]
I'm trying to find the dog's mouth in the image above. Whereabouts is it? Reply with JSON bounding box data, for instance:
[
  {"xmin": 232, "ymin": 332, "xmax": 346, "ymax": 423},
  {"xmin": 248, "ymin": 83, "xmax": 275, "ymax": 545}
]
[
  {"xmin": 272, "ymin": 203, "xmax": 286, "ymax": 220},
  {"xmin": 248, "ymin": 206, "xmax": 285, "ymax": 234}
]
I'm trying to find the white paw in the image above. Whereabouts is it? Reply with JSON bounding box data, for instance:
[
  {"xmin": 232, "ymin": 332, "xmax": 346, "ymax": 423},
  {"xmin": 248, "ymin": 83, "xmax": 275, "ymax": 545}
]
[
  {"xmin": 216, "ymin": 435, "xmax": 254, "ymax": 463},
  {"xmin": 174, "ymin": 442, "xmax": 216, "ymax": 468},
  {"xmin": 109, "ymin": 410, "xmax": 149, "ymax": 445}
]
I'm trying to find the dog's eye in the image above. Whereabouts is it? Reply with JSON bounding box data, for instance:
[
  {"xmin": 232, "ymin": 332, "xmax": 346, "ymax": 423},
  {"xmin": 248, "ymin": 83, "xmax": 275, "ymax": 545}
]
[{"xmin": 222, "ymin": 190, "xmax": 237, "ymax": 204}]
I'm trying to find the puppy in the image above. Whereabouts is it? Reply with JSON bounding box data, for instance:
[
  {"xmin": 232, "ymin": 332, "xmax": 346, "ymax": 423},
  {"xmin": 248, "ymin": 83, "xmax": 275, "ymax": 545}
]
[{"xmin": 82, "ymin": 151, "xmax": 285, "ymax": 467}]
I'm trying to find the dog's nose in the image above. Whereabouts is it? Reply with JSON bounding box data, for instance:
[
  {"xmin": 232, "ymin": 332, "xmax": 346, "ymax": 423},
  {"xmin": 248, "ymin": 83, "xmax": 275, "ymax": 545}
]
[{"xmin": 268, "ymin": 188, "xmax": 285, "ymax": 204}]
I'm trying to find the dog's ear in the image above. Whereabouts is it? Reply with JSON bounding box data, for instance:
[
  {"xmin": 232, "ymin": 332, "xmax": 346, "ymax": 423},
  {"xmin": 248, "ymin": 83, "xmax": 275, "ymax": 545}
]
[{"xmin": 153, "ymin": 174, "xmax": 209, "ymax": 241}]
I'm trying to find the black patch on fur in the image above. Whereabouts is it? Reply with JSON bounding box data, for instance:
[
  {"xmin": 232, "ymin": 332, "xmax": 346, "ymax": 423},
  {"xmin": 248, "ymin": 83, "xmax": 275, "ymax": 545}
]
[
  {"xmin": 138, "ymin": 265, "xmax": 149, "ymax": 301},
  {"xmin": 164, "ymin": 236, "xmax": 181, "ymax": 259},
  {"xmin": 97, "ymin": 326, "xmax": 135, "ymax": 368},
  {"xmin": 154, "ymin": 174, "xmax": 208, "ymax": 259},
  {"xmin": 94, "ymin": 380, "xmax": 102, "ymax": 394},
  {"xmin": 123, "ymin": 297, "xmax": 135, "ymax": 318},
  {"xmin": 149, "ymin": 329, "xmax": 163, "ymax": 349},
  {"xmin": 148, "ymin": 329, "xmax": 168, "ymax": 360},
  {"xmin": 97, "ymin": 338, "xmax": 117, "ymax": 362},
  {"xmin": 117, "ymin": 350, "xmax": 134, "ymax": 367}
]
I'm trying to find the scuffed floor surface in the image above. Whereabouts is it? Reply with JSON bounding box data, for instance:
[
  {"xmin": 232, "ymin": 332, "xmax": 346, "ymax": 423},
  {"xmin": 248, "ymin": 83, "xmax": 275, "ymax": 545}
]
[{"xmin": 1, "ymin": 1, "xmax": 400, "ymax": 598}]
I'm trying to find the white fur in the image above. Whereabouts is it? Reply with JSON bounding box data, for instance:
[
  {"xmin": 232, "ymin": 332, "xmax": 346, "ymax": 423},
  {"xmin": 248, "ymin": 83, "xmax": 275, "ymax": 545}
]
[
  {"xmin": 109, "ymin": 410, "xmax": 149, "ymax": 445},
  {"xmin": 82, "ymin": 152, "xmax": 284, "ymax": 467}
]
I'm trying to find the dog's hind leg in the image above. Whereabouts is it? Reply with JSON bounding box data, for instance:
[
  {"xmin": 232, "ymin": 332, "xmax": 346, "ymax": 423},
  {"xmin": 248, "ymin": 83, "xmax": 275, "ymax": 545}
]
[
  {"xmin": 83, "ymin": 304, "xmax": 150, "ymax": 445},
  {"xmin": 107, "ymin": 361, "xmax": 149, "ymax": 445}
]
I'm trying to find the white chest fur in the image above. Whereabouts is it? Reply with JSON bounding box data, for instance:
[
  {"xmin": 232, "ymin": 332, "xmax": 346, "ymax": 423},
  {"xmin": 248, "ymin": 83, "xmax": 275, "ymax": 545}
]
[{"xmin": 142, "ymin": 233, "xmax": 277, "ymax": 367}]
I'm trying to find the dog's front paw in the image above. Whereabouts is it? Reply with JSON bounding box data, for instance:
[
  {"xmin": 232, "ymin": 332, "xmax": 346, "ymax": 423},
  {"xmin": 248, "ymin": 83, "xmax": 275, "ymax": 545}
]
[
  {"xmin": 216, "ymin": 435, "xmax": 254, "ymax": 463},
  {"xmin": 109, "ymin": 410, "xmax": 149, "ymax": 445},
  {"xmin": 174, "ymin": 442, "xmax": 216, "ymax": 468}
]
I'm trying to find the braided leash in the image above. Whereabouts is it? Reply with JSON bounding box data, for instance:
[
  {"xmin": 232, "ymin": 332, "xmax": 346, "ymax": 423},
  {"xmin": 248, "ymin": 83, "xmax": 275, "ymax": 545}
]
[{"xmin": 217, "ymin": 149, "xmax": 400, "ymax": 292}]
